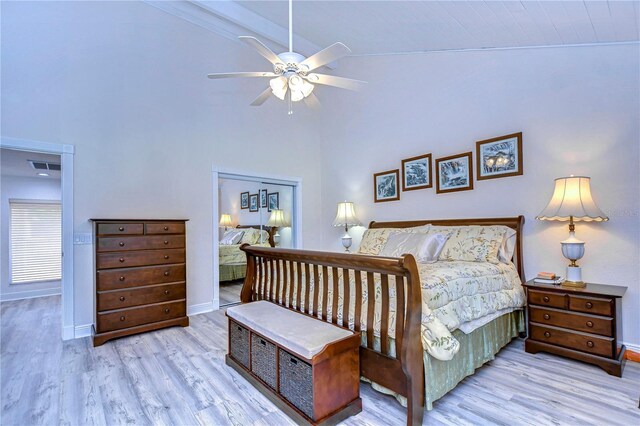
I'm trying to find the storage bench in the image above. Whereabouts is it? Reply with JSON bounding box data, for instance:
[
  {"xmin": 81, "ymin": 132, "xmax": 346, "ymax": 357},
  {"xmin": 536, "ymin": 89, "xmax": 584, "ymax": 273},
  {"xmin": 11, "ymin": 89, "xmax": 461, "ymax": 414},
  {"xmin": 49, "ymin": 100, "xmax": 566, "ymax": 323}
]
[{"xmin": 226, "ymin": 301, "xmax": 362, "ymax": 425}]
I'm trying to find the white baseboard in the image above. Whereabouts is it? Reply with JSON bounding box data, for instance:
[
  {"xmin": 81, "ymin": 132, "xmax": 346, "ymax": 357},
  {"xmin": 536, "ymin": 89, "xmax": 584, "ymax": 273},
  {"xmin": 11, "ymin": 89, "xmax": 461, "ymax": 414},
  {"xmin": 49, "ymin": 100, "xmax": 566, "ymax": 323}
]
[
  {"xmin": 622, "ymin": 341, "xmax": 640, "ymax": 354},
  {"xmin": 0, "ymin": 287, "xmax": 61, "ymax": 302},
  {"xmin": 188, "ymin": 301, "xmax": 215, "ymax": 316},
  {"xmin": 63, "ymin": 325, "xmax": 75, "ymax": 340},
  {"xmin": 75, "ymin": 323, "xmax": 93, "ymax": 339}
]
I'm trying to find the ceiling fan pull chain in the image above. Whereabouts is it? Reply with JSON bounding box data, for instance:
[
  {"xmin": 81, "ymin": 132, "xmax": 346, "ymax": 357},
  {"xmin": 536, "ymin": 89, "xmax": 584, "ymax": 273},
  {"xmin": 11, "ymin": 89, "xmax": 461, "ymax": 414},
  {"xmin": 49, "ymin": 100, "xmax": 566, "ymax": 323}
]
[
  {"xmin": 289, "ymin": 0, "xmax": 293, "ymax": 53},
  {"xmin": 288, "ymin": 90, "xmax": 293, "ymax": 115}
]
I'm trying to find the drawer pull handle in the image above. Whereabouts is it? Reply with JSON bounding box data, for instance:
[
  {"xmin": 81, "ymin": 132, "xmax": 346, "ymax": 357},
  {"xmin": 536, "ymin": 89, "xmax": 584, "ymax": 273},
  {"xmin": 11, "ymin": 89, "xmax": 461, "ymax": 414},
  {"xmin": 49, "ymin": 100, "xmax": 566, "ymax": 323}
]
[
  {"xmin": 119, "ymin": 227, "xmax": 124, "ymax": 231},
  {"xmin": 290, "ymin": 357, "xmax": 298, "ymax": 365},
  {"xmin": 119, "ymin": 276, "xmax": 125, "ymax": 281},
  {"xmin": 119, "ymin": 242, "xmax": 125, "ymax": 247},
  {"xmin": 586, "ymin": 302, "xmax": 593, "ymax": 309},
  {"xmin": 237, "ymin": 326, "xmax": 242, "ymax": 331},
  {"xmin": 119, "ymin": 296, "xmax": 125, "ymax": 301},
  {"xmin": 260, "ymin": 339, "xmax": 266, "ymax": 346},
  {"xmin": 164, "ymin": 255, "xmax": 169, "ymax": 259},
  {"xmin": 119, "ymin": 258, "xmax": 125, "ymax": 263},
  {"xmin": 544, "ymin": 331, "xmax": 551, "ymax": 338},
  {"xmin": 164, "ymin": 240, "xmax": 169, "ymax": 245},
  {"xmin": 543, "ymin": 314, "xmax": 550, "ymax": 320},
  {"xmin": 164, "ymin": 290, "xmax": 170, "ymax": 295},
  {"xmin": 164, "ymin": 308, "xmax": 170, "ymax": 314},
  {"xmin": 164, "ymin": 271, "xmax": 170, "ymax": 276},
  {"xmin": 120, "ymin": 316, "xmax": 125, "ymax": 321},
  {"xmin": 164, "ymin": 226, "xmax": 169, "ymax": 231},
  {"xmin": 543, "ymin": 296, "xmax": 550, "ymax": 302},
  {"xmin": 586, "ymin": 341, "xmax": 594, "ymax": 348},
  {"xmin": 586, "ymin": 321, "xmax": 594, "ymax": 328}
]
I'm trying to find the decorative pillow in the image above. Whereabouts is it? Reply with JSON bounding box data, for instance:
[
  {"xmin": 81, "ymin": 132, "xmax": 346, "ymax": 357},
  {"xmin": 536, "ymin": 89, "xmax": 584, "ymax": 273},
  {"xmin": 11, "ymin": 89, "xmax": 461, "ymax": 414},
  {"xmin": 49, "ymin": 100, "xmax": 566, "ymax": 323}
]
[
  {"xmin": 379, "ymin": 232, "xmax": 449, "ymax": 263},
  {"xmin": 497, "ymin": 226, "xmax": 517, "ymax": 264},
  {"xmin": 429, "ymin": 225, "xmax": 507, "ymax": 264},
  {"xmin": 220, "ymin": 229, "xmax": 244, "ymax": 245},
  {"xmin": 357, "ymin": 225, "xmax": 431, "ymax": 255},
  {"xmin": 239, "ymin": 228, "xmax": 259, "ymax": 245}
]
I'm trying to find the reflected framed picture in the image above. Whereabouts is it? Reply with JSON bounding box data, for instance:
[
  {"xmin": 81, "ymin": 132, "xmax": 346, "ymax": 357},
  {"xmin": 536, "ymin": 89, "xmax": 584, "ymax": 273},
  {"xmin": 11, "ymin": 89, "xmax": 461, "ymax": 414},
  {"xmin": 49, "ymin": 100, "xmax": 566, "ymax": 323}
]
[
  {"xmin": 476, "ymin": 132, "xmax": 523, "ymax": 180},
  {"xmin": 240, "ymin": 192, "xmax": 249, "ymax": 209},
  {"xmin": 267, "ymin": 192, "xmax": 279, "ymax": 212},
  {"xmin": 435, "ymin": 152, "xmax": 473, "ymax": 194},
  {"xmin": 402, "ymin": 153, "xmax": 432, "ymax": 191},
  {"xmin": 260, "ymin": 189, "xmax": 268, "ymax": 208},
  {"xmin": 373, "ymin": 169, "xmax": 400, "ymax": 202},
  {"xmin": 249, "ymin": 194, "xmax": 259, "ymax": 212}
]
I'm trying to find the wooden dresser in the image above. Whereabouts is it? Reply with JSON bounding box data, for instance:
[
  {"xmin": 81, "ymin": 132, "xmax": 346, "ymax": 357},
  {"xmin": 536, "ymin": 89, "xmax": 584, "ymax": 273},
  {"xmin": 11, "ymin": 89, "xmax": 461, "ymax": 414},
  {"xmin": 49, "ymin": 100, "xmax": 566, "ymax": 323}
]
[
  {"xmin": 524, "ymin": 280, "xmax": 627, "ymax": 376},
  {"xmin": 91, "ymin": 219, "xmax": 189, "ymax": 346}
]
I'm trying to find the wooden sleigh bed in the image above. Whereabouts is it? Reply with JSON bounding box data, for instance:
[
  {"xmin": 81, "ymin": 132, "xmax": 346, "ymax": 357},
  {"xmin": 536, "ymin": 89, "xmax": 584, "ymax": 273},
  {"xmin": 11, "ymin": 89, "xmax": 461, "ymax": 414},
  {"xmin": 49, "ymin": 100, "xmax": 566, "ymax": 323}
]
[
  {"xmin": 219, "ymin": 225, "xmax": 276, "ymax": 283},
  {"xmin": 238, "ymin": 216, "xmax": 525, "ymax": 425}
]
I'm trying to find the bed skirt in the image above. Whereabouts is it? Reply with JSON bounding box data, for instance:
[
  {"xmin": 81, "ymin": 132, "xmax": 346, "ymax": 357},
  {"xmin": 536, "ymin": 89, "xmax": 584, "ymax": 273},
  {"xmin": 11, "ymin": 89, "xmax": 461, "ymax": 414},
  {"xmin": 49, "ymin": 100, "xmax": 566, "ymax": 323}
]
[
  {"xmin": 220, "ymin": 263, "xmax": 246, "ymax": 282},
  {"xmin": 365, "ymin": 310, "xmax": 525, "ymax": 411}
]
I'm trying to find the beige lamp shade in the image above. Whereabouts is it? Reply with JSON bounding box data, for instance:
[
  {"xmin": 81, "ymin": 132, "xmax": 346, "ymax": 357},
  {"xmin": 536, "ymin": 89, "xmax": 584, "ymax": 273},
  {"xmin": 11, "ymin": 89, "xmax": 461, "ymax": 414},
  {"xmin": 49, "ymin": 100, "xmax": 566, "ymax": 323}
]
[
  {"xmin": 266, "ymin": 209, "xmax": 288, "ymax": 227},
  {"xmin": 219, "ymin": 214, "xmax": 233, "ymax": 227},
  {"xmin": 332, "ymin": 201, "xmax": 360, "ymax": 227},
  {"xmin": 536, "ymin": 176, "xmax": 608, "ymax": 222}
]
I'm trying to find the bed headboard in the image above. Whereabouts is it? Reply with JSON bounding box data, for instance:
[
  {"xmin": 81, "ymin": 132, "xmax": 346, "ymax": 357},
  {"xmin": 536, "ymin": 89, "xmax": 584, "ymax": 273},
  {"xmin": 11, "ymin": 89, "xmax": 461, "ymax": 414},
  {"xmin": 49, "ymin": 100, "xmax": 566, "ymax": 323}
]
[
  {"xmin": 235, "ymin": 225, "xmax": 276, "ymax": 247},
  {"xmin": 369, "ymin": 216, "xmax": 526, "ymax": 282}
]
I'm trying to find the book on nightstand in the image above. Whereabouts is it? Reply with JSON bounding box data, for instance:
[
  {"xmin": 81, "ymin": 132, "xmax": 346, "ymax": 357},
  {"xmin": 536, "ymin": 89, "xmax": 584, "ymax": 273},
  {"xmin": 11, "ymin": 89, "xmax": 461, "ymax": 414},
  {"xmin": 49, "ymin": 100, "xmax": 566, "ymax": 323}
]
[{"xmin": 533, "ymin": 276, "xmax": 564, "ymax": 285}]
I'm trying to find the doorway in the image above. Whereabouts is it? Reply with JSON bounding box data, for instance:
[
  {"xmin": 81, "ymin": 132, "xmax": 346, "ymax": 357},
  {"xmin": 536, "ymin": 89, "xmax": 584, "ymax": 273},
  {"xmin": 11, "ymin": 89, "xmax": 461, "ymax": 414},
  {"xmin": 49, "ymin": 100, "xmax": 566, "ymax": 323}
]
[{"xmin": 212, "ymin": 167, "xmax": 302, "ymax": 309}]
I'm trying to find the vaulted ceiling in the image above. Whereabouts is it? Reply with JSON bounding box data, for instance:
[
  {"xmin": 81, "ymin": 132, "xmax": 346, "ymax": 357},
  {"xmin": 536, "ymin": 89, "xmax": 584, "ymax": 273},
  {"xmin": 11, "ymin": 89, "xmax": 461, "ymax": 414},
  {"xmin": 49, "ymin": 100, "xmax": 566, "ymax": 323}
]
[{"xmin": 147, "ymin": 1, "xmax": 639, "ymax": 57}]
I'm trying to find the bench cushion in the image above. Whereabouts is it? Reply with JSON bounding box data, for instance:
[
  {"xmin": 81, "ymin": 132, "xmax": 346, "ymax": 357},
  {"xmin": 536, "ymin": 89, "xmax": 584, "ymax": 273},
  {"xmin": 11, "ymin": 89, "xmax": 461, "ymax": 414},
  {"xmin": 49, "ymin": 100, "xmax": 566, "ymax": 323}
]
[{"xmin": 227, "ymin": 301, "xmax": 354, "ymax": 359}]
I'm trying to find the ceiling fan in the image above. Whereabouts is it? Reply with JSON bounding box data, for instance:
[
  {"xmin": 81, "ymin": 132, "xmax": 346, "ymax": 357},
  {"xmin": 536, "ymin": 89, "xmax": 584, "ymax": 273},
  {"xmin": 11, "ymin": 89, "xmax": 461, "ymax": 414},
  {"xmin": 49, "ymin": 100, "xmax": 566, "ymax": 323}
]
[{"xmin": 207, "ymin": 0, "xmax": 366, "ymax": 114}]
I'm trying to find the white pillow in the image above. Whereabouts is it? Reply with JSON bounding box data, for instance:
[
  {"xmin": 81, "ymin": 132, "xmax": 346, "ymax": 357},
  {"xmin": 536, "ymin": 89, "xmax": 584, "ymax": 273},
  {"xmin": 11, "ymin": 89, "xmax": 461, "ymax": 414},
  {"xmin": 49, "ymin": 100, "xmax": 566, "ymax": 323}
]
[
  {"xmin": 220, "ymin": 229, "xmax": 244, "ymax": 245},
  {"xmin": 379, "ymin": 232, "xmax": 449, "ymax": 264},
  {"xmin": 498, "ymin": 227, "xmax": 517, "ymax": 264}
]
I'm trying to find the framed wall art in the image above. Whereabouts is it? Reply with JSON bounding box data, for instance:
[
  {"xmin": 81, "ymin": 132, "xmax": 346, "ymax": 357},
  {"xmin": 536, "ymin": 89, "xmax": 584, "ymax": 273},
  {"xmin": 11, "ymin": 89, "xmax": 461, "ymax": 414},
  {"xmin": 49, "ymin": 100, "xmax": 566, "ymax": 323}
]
[
  {"xmin": 240, "ymin": 192, "xmax": 249, "ymax": 209},
  {"xmin": 401, "ymin": 153, "xmax": 432, "ymax": 191},
  {"xmin": 435, "ymin": 152, "xmax": 474, "ymax": 194},
  {"xmin": 249, "ymin": 193, "xmax": 259, "ymax": 212},
  {"xmin": 267, "ymin": 192, "xmax": 279, "ymax": 212},
  {"xmin": 476, "ymin": 132, "xmax": 523, "ymax": 180},
  {"xmin": 373, "ymin": 169, "xmax": 400, "ymax": 202},
  {"xmin": 260, "ymin": 189, "xmax": 268, "ymax": 208}
]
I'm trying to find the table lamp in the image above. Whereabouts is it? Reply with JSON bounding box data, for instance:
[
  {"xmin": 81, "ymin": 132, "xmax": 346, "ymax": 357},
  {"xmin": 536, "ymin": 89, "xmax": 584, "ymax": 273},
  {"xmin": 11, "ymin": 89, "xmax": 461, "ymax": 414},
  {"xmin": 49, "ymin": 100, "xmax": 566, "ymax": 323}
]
[
  {"xmin": 536, "ymin": 176, "xmax": 608, "ymax": 287},
  {"xmin": 219, "ymin": 214, "xmax": 233, "ymax": 232},
  {"xmin": 332, "ymin": 201, "xmax": 360, "ymax": 252},
  {"xmin": 266, "ymin": 209, "xmax": 288, "ymax": 246}
]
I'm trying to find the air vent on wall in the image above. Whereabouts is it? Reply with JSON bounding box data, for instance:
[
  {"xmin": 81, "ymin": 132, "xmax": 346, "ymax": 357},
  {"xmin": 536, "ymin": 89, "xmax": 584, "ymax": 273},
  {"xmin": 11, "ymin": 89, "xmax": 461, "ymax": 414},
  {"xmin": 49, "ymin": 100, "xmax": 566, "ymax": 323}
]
[{"xmin": 28, "ymin": 160, "xmax": 61, "ymax": 171}]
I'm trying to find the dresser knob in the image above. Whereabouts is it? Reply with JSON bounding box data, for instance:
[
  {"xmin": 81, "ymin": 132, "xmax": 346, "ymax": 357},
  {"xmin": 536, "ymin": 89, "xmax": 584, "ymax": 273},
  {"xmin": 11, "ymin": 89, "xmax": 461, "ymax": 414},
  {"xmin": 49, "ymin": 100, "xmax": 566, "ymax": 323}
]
[
  {"xmin": 120, "ymin": 316, "xmax": 125, "ymax": 321},
  {"xmin": 544, "ymin": 331, "xmax": 551, "ymax": 338},
  {"xmin": 164, "ymin": 290, "xmax": 170, "ymax": 295},
  {"xmin": 164, "ymin": 240, "xmax": 169, "ymax": 245},
  {"xmin": 586, "ymin": 341, "xmax": 594, "ymax": 348},
  {"xmin": 119, "ymin": 242, "xmax": 125, "ymax": 247},
  {"xmin": 119, "ymin": 258, "xmax": 125, "ymax": 263},
  {"xmin": 586, "ymin": 302, "xmax": 593, "ymax": 309},
  {"xmin": 119, "ymin": 227, "xmax": 124, "ymax": 231},
  {"xmin": 543, "ymin": 314, "xmax": 550, "ymax": 320},
  {"xmin": 543, "ymin": 296, "xmax": 550, "ymax": 302},
  {"xmin": 164, "ymin": 226, "xmax": 169, "ymax": 231},
  {"xmin": 164, "ymin": 255, "xmax": 169, "ymax": 259},
  {"xmin": 164, "ymin": 308, "xmax": 170, "ymax": 314},
  {"xmin": 119, "ymin": 296, "xmax": 125, "ymax": 301},
  {"xmin": 164, "ymin": 271, "xmax": 170, "ymax": 276},
  {"xmin": 119, "ymin": 276, "xmax": 125, "ymax": 281},
  {"xmin": 586, "ymin": 321, "xmax": 594, "ymax": 328}
]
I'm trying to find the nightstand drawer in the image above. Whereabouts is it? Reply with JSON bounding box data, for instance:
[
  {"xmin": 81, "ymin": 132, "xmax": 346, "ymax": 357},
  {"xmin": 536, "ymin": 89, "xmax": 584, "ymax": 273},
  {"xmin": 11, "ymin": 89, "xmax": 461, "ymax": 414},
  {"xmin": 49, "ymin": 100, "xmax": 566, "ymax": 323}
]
[
  {"xmin": 528, "ymin": 290, "xmax": 566, "ymax": 309},
  {"xmin": 529, "ymin": 307, "xmax": 612, "ymax": 336},
  {"xmin": 569, "ymin": 295, "xmax": 613, "ymax": 317},
  {"xmin": 530, "ymin": 324, "xmax": 614, "ymax": 358}
]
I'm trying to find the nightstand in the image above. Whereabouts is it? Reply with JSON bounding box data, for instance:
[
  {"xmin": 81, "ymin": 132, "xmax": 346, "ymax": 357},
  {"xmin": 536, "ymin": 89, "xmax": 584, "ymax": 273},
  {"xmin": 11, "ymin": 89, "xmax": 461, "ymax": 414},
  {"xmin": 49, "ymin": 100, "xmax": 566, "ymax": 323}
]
[{"xmin": 523, "ymin": 280, "xmax": 627, "ymax": 377}]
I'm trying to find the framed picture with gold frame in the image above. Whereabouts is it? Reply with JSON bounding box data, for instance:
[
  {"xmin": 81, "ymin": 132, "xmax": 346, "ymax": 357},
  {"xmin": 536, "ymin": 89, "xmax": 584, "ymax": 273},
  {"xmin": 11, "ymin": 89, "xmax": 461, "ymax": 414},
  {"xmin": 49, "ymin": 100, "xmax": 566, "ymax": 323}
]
[
  {"xmin": 402, "ymin": 153, "xmax": 432, "ymax": 191},
  {"xmin": 476, "ymin": 132, "xmax": 523, "ymax": 180},
  {"xmin": 373, "ymin": 169, "xmax": 400, "ymax": 202}
]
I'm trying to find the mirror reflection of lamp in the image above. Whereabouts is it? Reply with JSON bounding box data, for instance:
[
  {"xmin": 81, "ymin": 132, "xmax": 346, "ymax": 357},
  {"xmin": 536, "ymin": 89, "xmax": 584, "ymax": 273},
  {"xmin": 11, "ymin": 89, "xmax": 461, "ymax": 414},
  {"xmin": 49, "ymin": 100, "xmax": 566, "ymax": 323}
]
[
  {"xmin": 332, "ymin": 201, "xmax": 361, "ymax": 252},
  {"xmin": 266, "ymin": 209, "xmax": 288, "ymax": 246},
  {"xmin": 219, "ymin": 214, "xmax": 233, "ymax": 232},
  {"xmin": 536, "ymin": 176, "xmax": 608, "ymax": 288}
]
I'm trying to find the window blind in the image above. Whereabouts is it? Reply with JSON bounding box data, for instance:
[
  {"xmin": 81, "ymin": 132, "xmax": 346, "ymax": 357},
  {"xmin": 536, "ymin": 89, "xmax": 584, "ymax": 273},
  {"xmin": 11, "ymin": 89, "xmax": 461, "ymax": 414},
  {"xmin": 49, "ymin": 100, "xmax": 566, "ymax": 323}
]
[{"xmin": 10, "ymin": 201, "xmax": 62, "ymax": 284}]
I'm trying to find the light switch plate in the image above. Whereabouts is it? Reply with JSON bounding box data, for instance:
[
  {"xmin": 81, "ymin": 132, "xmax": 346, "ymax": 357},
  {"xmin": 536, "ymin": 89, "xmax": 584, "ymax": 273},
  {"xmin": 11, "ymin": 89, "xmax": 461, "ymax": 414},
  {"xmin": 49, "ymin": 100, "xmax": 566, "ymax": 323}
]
[{"xmin": 73, "ymin": 233, "xmax": 93, "ymax": 245}]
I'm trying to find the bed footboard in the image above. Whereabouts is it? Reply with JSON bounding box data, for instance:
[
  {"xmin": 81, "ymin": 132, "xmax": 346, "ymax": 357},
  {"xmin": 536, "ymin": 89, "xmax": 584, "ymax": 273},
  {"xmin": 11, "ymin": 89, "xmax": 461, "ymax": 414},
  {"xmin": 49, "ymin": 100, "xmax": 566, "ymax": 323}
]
[{"xmin": 239, "ymin": 245, "xmax": 424, "ymax": 425}]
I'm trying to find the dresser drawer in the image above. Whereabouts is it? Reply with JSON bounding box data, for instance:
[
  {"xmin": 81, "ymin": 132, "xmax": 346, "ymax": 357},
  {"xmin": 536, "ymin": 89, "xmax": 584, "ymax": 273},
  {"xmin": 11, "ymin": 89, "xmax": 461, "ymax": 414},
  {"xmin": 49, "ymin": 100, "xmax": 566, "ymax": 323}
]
[
  {"xmin": 97, "ymin": 300, "xmax": 186, "ymax": 333},
  {"xmin": 97, "ymin": 282, "xmax": 185, "ymax": 311},
  {"xmin": 97, "ymin": 264, "xmax": 186, "ymax": 291},
  {"xmin": 97, "ymin": 235, "xmax": 185, "ymax": 252},
  {"xmin": 97, "ymin": 249, "xmax": 185, "ymax": 269},
  {"xmin": 527, "ymin": 290, "xmax": 566, "ymax": 309},
  {"xmin": 569, "ymin": 295, "xmax": 613, "ymax": 317},
  {"xmin": 530, "ymin": 324, "xmax": 614, "ymax": 358},
  {"xmin": 529, "ymin": 307, "xmax": 612, "ymax": 336},
  {"xmin": 145, "ymin": 223, "xmax": 185, "ymax": 235},
  {"xmin": 97, "ymin": 223, "xmax": 143, "ymax": 236}
]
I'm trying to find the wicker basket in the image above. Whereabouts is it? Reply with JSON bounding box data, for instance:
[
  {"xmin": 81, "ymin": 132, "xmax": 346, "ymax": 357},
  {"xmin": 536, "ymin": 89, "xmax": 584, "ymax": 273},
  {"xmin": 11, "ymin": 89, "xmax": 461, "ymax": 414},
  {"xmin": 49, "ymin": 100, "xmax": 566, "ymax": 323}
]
[
  {"xmin": 279, "ymin": 348, "xmax": 314, "ymax": 418},
  {"xmin": 251, "ymin": 334, "xmax": 277, "ymax": 389},
  {"xmin": 229, "ymin": 321, "xmax": 250, "ymax": 368}
]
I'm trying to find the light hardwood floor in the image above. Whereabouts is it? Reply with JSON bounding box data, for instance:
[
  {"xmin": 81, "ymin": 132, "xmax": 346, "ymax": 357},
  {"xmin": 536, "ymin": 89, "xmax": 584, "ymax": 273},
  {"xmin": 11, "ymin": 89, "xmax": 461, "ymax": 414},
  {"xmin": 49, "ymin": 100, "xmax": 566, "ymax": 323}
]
[
  {"xmin": 219, "ymin": 280, "xmax": 243, "ymax": 306},
  {"xmin": 2, "ymin": 295, "xmax": 639, "ymax": 426}
]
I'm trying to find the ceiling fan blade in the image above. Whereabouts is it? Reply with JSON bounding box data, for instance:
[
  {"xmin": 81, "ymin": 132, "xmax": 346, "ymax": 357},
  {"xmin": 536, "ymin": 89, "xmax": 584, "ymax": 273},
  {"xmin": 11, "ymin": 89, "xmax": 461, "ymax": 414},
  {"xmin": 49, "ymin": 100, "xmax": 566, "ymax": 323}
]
[
  {"xmin": 250, "ymin": 87, "xmax": 273, "ymax": 106},
  {"xmin": 238, "ymin": 36, "xmax": 282, "ymax": 66},
  {"xmin": 306, "ymin": 74, "xmax": 366, "ymax": 91},
  {"xmin": 207, "ymin": 72, "xmax": 277, "ymax": 79},
  {"xmin": 300, "ymin": 42, "xmax": 351, "ymax": 71},
  {"xmin": 303, "ymin": 93, "xmax": 321, "ymax": 110}
]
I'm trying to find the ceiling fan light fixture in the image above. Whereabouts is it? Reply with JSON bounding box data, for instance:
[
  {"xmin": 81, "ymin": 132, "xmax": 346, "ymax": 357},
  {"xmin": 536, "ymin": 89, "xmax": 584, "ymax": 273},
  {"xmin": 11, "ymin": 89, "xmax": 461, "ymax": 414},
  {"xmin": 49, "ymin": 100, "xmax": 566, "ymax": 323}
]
[
  {"xmin": 290, "ymin": 89, "xmax": 304, "ymax": 102},
  {"xmin": 270, "ymin": 76, "xmax": 288, "ymax": 100},
  {"xmin": 306, "ymin": 73, "xmax": 320, "ymax": 83}
]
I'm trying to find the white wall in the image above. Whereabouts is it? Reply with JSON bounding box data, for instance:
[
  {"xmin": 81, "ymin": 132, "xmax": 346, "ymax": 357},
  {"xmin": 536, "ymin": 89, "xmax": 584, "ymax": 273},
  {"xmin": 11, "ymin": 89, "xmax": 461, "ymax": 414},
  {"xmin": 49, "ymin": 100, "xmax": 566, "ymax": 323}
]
[
  {"xmin": 318, "ymin": 44, "xmax": 640, "ymax": 347},
  {"xmin": 218, "ymin": 178, "xmax": 294, "ymax": 248},
  {"xmin": 1, "ymin": 1, "xmax": 324, "ymax": 328},
  {"xmin": 0, "ymin": 175, "xmax": 62, "ymax": 300}
]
